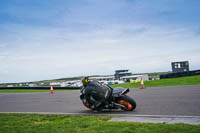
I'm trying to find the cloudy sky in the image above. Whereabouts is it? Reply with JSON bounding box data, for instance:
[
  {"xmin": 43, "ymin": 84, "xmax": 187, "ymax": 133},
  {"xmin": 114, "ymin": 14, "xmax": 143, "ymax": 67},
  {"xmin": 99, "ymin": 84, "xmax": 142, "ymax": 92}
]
[{"xmin": 0, "ymin": 0, "xmax": 200, "ymax": 83}]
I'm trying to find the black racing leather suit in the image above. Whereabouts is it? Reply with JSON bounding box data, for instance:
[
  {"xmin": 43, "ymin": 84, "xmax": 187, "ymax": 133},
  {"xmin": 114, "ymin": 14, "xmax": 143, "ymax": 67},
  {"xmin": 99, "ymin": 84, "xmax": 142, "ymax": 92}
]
[{"xmin": 80, "ymin": 80, "xmax": 112, "ymax": 110}]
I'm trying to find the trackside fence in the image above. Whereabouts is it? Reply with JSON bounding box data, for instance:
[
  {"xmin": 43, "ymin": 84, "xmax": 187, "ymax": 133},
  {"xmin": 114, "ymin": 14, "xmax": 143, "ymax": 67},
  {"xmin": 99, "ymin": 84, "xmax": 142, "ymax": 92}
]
[{"xmin": 160, "ymin": 69, "xmax": 200, "ymax": 79}]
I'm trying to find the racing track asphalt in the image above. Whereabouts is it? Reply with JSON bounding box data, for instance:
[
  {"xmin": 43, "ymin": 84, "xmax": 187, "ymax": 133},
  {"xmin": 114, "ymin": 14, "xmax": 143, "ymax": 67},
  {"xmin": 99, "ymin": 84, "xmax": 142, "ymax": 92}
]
[{"xmin": 0, "ymin": 85, "xmax": 200, "ymax": 116}]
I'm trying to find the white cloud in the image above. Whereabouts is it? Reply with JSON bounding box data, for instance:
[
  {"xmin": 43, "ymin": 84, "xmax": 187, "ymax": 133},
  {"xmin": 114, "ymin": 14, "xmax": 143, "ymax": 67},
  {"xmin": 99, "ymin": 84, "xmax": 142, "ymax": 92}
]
[{"xmin": 0, "ymin": 21, "xmax": 200, "ymax": 83}]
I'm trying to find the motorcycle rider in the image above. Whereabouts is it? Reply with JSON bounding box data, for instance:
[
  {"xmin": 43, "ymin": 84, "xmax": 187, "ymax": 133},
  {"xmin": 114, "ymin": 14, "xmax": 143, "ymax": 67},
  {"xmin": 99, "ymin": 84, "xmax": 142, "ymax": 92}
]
[{"xmin": 80, "ymin": 77, "xmax": 112, "ymax": 111}]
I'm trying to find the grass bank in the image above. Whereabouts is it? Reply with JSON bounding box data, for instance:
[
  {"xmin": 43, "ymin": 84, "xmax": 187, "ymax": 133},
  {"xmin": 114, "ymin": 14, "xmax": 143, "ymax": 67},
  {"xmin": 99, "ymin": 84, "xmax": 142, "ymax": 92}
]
[
  {"xmin": 0, "ymin": 113, "xmax": 199, "ymax": 133},
  {"xmin": 110, "ymin": 75, "xmax": 200, "ymax": 88},
  {"xmin": 0, "ymin": 89, "xmax": 77, "ymax": 93}
]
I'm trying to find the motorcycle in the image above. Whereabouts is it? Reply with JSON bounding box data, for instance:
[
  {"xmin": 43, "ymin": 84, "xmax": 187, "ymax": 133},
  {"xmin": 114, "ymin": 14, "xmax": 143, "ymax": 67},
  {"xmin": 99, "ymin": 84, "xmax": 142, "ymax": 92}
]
[{"xmin": 80, "ymin": 87, "xmax": 136, "ymax": 111}]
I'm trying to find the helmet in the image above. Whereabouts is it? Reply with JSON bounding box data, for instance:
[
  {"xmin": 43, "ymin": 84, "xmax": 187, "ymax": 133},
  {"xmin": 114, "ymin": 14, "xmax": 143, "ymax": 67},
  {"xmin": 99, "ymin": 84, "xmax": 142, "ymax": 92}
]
[{"xmin": 82, "ymin": 76, "xmax": 90, "ymax": 87}]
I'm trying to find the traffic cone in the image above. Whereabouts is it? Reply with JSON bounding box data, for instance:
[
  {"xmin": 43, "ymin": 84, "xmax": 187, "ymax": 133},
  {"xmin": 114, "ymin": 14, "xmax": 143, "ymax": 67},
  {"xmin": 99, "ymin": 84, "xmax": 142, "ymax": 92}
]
[
  {"xmin": 140, "ymin": 79, "xmax": 145, "ymax": 89},
  {"xmin": 50, "ymin": 85, "xmax": 54, "ymax": 94}
]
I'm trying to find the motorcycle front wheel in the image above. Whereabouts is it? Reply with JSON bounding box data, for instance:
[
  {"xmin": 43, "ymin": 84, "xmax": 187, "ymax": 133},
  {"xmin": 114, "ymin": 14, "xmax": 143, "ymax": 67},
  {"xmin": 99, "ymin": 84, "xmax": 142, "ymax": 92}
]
[{"xmin": 118, "ymin": 95, "xmax": 136, "ymax": 111}]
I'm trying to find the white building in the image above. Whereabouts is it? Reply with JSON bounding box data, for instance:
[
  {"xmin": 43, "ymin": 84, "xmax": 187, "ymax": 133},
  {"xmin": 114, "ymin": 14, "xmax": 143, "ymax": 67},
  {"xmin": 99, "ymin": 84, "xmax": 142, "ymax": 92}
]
[
  {"xmin": 7, "ymin": 85, "xmax": 13, "ymax": 87},
  {"xmin": 28, "ymin": 84, "xmax": 37, "ymax": 87},
  {"xmin": 50, "ymin": 82, "xmax": 61, "ymax": 86},
  {"xmin": 90, "ymin": 76, "xmax": 115, "ymax": 81},
  {"xmin": 59, "ymin": 80, "xmax": 82, "ymax": 87},
  {"xmin": 121, "ymin": 74, "xmax": 149, "ymax": 82}
]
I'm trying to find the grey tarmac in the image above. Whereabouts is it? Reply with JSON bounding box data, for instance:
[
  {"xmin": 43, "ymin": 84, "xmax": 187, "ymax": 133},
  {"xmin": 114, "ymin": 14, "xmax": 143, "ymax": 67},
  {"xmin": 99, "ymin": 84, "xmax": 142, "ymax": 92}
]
[{"xmin": 1, "ymin": 85, "xmax": 200, "ymax": 124}]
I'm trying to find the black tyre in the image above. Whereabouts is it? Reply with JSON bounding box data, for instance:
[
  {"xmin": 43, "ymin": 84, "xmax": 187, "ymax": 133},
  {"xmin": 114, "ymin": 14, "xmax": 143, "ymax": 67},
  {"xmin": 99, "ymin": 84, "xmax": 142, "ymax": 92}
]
[{"xmin": 118, "ymin": 95, "xmax": 136, "ymax": 111}]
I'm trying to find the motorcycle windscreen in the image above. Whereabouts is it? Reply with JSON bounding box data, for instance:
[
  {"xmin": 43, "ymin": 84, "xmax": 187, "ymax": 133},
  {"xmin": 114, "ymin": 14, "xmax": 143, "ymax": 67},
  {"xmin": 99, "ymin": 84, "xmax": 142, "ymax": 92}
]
[{"xmin": 112, "ymin": 87, "xmax": 129, "ymax": 96}]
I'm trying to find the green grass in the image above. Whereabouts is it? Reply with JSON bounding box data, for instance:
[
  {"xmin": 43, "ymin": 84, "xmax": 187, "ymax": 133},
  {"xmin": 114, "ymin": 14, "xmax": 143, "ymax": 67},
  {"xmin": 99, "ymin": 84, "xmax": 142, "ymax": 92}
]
[
  {"xmin": 0, "ymin": 113, "xmax": 199, "ymax": 133},
  {"xmin": 0, "ymin": 89, "xmax": 78, "ymax": 93},
  {"xmin": 110, "ymin": 75, "xmax": 200, "ymax": 88}
]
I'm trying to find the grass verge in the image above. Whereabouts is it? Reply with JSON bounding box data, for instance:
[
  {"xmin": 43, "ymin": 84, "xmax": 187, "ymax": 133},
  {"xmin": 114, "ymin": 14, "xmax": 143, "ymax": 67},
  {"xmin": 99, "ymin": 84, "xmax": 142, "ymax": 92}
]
[
  {"xmin": 110, "ymin": 75, "xmax": 200, "ymax": 88},
  {"xmin": 0, "ymin": 89, "xmax": 77, "ymax": 93},
  {"xmin": 0, "ymin": 113, "xmax": 200, "ymax": 133}
]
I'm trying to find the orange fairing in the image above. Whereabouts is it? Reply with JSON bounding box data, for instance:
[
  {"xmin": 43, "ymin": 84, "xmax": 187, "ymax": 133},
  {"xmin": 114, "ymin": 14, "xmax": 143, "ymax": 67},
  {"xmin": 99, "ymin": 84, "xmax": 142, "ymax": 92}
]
[
  {"xmin": 118, "ymin": 100, "xmax": 133, "ymax": 111},
  {"xmin": 84, "ymin": 103, "xmax": 92, "ymax": 109}
]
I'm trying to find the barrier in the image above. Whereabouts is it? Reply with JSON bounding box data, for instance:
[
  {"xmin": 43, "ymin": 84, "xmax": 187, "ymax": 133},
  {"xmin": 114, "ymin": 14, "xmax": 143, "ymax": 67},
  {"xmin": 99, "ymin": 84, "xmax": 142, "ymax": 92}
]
[
  {"xmin": 140, "ymin": 80, "xmax": 145, "ymax": 89},
  {"xmin": 50, "ymin": 85, "xmax": 54, "ymax": 94}
]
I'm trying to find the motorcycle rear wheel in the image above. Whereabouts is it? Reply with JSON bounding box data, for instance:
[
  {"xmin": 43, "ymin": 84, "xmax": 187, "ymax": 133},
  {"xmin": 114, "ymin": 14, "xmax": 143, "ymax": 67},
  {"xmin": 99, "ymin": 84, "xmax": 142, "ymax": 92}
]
[{"xmin": 118, "ymin": 95, "xmax": 136, "ymax": 111}]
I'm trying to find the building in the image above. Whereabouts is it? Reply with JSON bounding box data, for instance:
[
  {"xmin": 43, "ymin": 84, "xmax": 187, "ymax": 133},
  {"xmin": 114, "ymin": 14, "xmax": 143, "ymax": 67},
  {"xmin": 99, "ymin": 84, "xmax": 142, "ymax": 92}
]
[
  {"xmin": 90, "ymin": 75, "xmax": 124, "ymax": 85},
  {"xmin": 7, "ymin": 85, "xmax": 13, "ymax": 87},
  {"xmin": 28, "ymin": 84, "xmax": 37, "ymax": 87},
  {"xmin": 90, "ymin": 76, "xmax": 115, "ymax": 81},
  {"xmin": 171, "ymin": 61, "xmax": 189, "ymax": 73},
  {"xmin": 50, "ymin": 82, "xmax": 61, "ymax": 86},
  {"xmin": 121, "ymin": 74, "xmax": 149, "ymax": 82},
  {"xmin": 115, "ymin": 70, "xmax": 132, "ymax": 80}
]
